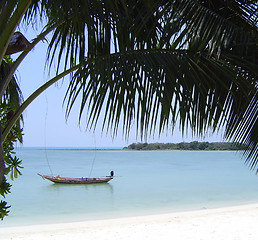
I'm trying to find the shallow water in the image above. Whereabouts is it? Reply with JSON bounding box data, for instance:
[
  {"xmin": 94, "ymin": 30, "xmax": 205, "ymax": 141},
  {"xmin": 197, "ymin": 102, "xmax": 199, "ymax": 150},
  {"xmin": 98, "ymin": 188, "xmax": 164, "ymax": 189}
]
[{"xmin": 1, "ymin": 148, "xmax": 258, "ymax": 227}]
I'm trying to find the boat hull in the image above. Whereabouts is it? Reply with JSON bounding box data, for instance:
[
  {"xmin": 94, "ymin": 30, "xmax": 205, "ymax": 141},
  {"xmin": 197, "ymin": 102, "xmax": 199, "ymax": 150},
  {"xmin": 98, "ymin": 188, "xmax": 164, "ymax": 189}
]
[{"xmin": 37, "ymin": 173, "xmax": 112, "ymax": 184}]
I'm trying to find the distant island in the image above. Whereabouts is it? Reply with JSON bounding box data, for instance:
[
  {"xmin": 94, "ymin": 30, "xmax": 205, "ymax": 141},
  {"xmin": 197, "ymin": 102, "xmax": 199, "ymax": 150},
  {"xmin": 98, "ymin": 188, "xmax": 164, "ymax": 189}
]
[{"xmin": 123, "ymin": 141, "xmax": 246, "ymax": 151}]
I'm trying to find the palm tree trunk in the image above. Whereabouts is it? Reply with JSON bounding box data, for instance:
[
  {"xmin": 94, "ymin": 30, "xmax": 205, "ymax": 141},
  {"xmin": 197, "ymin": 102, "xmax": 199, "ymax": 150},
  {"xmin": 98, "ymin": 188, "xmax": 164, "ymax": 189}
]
[
  {"xmin": 0, "ymin": 64, "xmax": 81, "ymax": 185},
  {"xmin": 2, "ymin": 63, "xmax": 81, "ymax": 142},
  {"xmin": 0, "ymin": 0, "xmax": 31, "ymax": 67},
  {"xmin": 0, "ymin": 24, "xmax": 56, "ymax": 99}
]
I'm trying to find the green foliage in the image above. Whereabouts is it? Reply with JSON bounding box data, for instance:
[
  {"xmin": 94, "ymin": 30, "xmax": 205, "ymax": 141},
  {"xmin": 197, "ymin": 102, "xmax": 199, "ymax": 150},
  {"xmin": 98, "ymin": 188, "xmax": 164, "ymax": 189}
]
[
  {"xmin": 0, "ymin": 200, "xmax": 10, "ymax": 220},
  {"xmin": 60, "ymin": 0, "xmax": 257, "ymax": 164},
  {"xmin": 0, "ymin": 103, "xmax": 23, "ymax": 220},
  {"xmin": 5, "ymin": 152, "xmax": 23, "ymax": 181},
  {"xmin": 124, "ymin": 142, "xmax": 247, "ymax": 151},
  {"xmin": 0, "ymin": 107, "xmax": 23, "ymax": 179},
  {"xmin": 0, "ymin": 177, "xmax": 11, "ymax": 197},
  {"xmin": 1, "ymin": 106, "xmax": 23, "ymax": 182},
  {"xmin": 0, "ymin": 107, "xmax": 23, "ymax": 220},
  {"xmin": 0, "ymin": 57, "xmax": 23, "ymax": 220}
]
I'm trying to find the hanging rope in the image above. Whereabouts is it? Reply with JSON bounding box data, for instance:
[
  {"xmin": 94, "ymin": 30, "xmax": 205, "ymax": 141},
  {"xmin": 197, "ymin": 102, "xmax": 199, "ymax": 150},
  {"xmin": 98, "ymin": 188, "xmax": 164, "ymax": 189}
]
[
  {"xmin": 44, "ymin": 94, "xmax": 53, "ymax": 176},
  {"xmin": 88, "ymin": 133, "xmax": 97, "ymax": 177}
]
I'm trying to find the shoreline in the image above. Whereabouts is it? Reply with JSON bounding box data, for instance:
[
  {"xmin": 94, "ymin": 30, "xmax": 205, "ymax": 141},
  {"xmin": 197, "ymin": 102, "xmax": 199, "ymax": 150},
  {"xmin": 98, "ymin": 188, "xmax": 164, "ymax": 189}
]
[{"xmin": 2, "ymin": 203, "xmax": 258, "ymax": 240}]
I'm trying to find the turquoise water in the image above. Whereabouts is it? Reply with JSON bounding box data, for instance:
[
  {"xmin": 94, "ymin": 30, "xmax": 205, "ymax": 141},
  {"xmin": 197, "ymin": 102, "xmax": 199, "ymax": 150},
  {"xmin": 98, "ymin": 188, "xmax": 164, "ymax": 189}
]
[{"xmin": 1, "ymin": 148, "xmax": 258, "ymax": 227}]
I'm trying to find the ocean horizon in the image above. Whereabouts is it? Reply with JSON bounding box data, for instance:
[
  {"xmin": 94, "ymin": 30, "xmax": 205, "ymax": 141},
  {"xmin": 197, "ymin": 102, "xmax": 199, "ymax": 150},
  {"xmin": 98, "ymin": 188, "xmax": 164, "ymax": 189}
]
[
  {"xmin": 15, "ymin": 146, "xmax": 124, "ymax": 150},
  {"xmin": 1, "ymin": 148, "xmax": 258, "ymax": 227}
]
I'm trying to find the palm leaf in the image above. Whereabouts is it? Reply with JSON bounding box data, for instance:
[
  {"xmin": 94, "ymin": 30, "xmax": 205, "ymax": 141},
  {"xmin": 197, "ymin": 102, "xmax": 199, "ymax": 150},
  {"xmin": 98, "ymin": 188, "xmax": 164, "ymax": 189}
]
[
  {"xmin": 65, "ymin": 49, "xmax": 254, "ymax": 140},
  {"xmin": 20, "ymin": 0, "xmax": 258, "ymax": 169},
  {"xmin": 0, "ymin": 58, "xmax": 23, "ymax": 116}
]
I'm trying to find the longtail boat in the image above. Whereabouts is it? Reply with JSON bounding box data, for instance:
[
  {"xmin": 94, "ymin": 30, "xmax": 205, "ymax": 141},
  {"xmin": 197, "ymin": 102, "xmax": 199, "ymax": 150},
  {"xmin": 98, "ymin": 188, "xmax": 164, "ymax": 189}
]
[{"xmin": 37, "ymin": 172, "xmax": 113, "ymax": 184}]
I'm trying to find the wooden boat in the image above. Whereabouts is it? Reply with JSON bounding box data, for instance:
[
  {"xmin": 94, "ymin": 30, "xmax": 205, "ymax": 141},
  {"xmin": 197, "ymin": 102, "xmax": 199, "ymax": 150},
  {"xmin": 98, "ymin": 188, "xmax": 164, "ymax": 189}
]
[{"xmin": 37, "ymin": 173, "xmax": 113, "ymax": 184}]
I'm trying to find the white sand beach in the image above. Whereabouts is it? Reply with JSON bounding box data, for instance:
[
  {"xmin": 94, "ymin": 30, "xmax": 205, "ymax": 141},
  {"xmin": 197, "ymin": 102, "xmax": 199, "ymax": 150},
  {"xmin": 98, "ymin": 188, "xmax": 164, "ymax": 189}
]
[{"xmin": 2, "ymin": 203, "xmax": 258, "ymax": 240}]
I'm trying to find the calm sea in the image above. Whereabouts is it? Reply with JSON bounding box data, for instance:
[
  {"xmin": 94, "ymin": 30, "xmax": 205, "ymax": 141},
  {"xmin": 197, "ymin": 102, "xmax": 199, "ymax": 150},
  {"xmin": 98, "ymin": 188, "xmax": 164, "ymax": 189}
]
[{"xmin": 1, "ymin": 148, "xmax": 258, "ymax": 227}]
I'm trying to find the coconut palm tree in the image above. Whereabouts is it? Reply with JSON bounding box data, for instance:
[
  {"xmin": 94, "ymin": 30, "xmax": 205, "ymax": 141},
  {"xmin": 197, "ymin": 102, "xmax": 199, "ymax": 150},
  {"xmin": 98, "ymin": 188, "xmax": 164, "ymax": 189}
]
[
  {"xmin": 0, "ymin": 0, "xmax": 257, "ymax": 219},
  {"xmin": 42, "ymin": 0, "xmax": 257, "ymax": 163}
]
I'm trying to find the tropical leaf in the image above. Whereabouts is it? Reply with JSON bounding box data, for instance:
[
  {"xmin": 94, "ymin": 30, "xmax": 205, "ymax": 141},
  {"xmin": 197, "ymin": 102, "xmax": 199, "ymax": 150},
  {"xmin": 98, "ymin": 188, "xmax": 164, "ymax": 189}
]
[
  {"xmin": 30, "ymin": 0, "xmax": 256, "ymax": 72},
  {"xmin": 59, "ymin": 0, "xmax": 257, "ymax": 167},
  {"xmin": 65, "ymin": 49, "xmax": 254, "ymax": 139},
  {"xmin": 0, "ymin": 57, "xmax": 24, "ymax": 128},
  {"xmin": 2, "ymin": 0, "xmax": 256, "ymax": 169}
]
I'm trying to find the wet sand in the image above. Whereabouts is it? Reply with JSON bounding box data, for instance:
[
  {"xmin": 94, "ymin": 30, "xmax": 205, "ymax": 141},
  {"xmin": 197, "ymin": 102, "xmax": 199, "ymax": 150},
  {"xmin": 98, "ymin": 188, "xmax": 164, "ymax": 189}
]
[{"xmin": 2, "ymin": 203, "xmax": 258, "ymax": 240}]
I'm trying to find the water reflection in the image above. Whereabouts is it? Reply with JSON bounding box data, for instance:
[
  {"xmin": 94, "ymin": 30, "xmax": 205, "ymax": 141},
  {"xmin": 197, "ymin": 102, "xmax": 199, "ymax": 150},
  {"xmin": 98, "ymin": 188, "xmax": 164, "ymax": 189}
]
[{"xmin": 45, "ymin": 182, "xmax": 114, "ymax": 193}]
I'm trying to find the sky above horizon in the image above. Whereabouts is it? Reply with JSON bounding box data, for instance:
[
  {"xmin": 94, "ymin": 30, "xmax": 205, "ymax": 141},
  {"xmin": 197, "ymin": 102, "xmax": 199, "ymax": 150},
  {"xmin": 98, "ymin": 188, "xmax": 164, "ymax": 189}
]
[{"xmin": 14, "ymin": 27, "xmax": 224, "ymax": 148}]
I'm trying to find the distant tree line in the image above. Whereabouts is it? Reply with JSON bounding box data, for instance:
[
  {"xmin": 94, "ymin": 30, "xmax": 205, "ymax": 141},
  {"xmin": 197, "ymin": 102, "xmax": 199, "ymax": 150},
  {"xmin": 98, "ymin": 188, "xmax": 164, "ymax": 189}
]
[{"xmin": 123, "ymin": 141, "xmax": 247, "ymax": 151}]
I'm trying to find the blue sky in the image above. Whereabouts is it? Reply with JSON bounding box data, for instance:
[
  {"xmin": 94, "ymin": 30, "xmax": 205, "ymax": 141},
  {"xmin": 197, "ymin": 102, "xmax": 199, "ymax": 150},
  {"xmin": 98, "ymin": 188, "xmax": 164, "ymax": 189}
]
[{"xmin": 14, "ymin": 28, "xmax": 224, "ymax": 148}]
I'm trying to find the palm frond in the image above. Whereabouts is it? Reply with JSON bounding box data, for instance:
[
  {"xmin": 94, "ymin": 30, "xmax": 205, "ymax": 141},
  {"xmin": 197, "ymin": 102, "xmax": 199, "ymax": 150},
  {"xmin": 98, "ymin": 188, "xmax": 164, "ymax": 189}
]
[
  {"xmin": 65, "ymin": 49, "xmax": 255, "ymax": 141},
  {"xmin": 31, "ymin": 0, "xmax": 256, "ymax": 75},
  {"xmin": 20, "ymin": 0, "xmax": 257, "ymax": 168},
  {"xmin": 0, "ymin": 57, "xmax": 24, "ymax": 133},
  {"xmin": 226, "ymin": 91, "xmax": 258, "ymax": 170}
]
